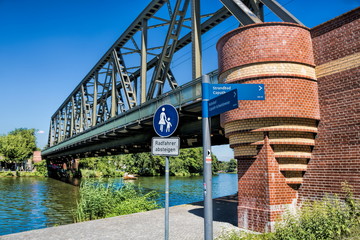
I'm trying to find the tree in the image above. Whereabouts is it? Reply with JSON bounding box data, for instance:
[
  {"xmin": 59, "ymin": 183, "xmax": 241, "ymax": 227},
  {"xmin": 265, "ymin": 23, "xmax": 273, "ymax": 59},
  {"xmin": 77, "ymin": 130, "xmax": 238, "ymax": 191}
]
[
  {"xmin": 0, "ymin": 128, "xmax": 37, "ymax": 163},
  {"xmin": 9, "ymin": 128, "xmax": 37, "ymax": 151},
  {"xmin": 211, "ymin": 153, "xmax": 220, "ymax": 174},
  {"xmin": 218, "ymin": 161, "xmax": 229, "ymax": 172},
  {"xmin": 0, "ymin": 135, "xmax": 30, "ymax": 163},
  {"xmin": 170, "ymin": 147, "xmax": 202, "ymax": 176},
  {"xmin": 227, "ymin": 158, "xmax": 237, "ymax": 173},
  {"xmin": 76, "ymin": 147, "xmax": 222, "ymax": 177}
]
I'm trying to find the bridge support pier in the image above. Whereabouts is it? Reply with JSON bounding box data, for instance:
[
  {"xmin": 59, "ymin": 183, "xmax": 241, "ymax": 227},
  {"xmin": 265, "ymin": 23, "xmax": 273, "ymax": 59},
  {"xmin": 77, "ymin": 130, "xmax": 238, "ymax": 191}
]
[
  {"xmin": 217, "ymin": 23, "xmax": 320, "ymax": 232},
  {"xmin": 71, "ymin": 159, "xmax": 79, "ymax": 170},
  {"xmin": 46, "ymin": 158, "xmax": 81, "ymax": 185}
]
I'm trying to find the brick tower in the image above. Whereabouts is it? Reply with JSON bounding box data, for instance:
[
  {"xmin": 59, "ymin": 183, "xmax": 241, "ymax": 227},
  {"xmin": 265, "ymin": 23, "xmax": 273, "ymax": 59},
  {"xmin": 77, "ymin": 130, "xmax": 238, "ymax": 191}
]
[{"xmin": 217, "ymin": 22, "xmax": 320, "ymax": 232}]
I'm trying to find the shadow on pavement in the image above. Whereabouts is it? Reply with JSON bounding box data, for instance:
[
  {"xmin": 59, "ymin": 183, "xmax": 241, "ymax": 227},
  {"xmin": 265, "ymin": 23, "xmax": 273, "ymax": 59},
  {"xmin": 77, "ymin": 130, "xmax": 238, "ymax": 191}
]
[{"xmin": 187, "ymin": 194, "xmax": 238, "ymax": 226}]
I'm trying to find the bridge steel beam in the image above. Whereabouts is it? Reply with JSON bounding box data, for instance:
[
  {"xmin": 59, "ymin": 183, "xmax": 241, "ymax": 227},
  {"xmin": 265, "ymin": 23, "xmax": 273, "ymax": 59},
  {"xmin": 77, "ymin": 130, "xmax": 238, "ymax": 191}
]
[
  {"xmin": 45, "ymin": 0, "xmax": 302, "ymax": 157},
  {"xmin": 130, "ymin": 6, "xmax": 233, "ymax": 82},
  {"xmin": 147, "ymin": 0, "xmax": 190, "ymax": 100},
  {"xmin": 140, "ymin": 19, "xmax": 148, "ymax": 104},
  {"xmin": 92, "ymin": 75, "xmax": 98, "ymax": 127},
  {"xmin": 191, "ymin": 0, "xmax": 202, "ymax": 79},
  {"xmin": 220, "ymin": 0, "xmax": 262, "ymax": 25},
  {"xmin": 260, "ymin": 0, "xmax": 303, "ymax": 25}
]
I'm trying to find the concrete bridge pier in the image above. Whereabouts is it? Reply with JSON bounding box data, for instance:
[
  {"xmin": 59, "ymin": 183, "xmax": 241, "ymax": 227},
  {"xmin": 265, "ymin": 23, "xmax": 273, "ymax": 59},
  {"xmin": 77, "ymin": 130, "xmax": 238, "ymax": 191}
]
[{"xmin": 217, "ymin": 22, "xmax": 320, "ymax": 232}]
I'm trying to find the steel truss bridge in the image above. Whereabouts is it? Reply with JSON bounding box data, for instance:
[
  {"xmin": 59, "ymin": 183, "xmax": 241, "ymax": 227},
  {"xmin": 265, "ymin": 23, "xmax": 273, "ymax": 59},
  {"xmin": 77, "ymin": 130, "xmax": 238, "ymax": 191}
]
[{"xmin": 42, "ymin": 0, "xmax": 301, "ymax": 160}]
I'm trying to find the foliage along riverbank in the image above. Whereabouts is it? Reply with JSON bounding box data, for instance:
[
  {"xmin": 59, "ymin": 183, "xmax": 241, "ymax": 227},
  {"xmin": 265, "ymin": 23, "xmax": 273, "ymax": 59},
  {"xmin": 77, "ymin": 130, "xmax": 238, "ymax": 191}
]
[
  {"xmin": 0, "ymin": 128, "xmax": 40, "ymax": 175},
  {"xmin": 78, "ymin": 147, "xmax": 236, "ymax": 178},
  {"xmin": 0, "ymin": 160, "xmax": 48, "ymax": 177},
  {"xmin": 0, "ymin": 128, "xmax": 237, "ymax": 178},
  {"xmin": 74, "ymin": 180, "xmax": 159, "ymax": 222},
  {"xmin": 0, "ymin": 149, "xmax": 237, "ymax": 179}
]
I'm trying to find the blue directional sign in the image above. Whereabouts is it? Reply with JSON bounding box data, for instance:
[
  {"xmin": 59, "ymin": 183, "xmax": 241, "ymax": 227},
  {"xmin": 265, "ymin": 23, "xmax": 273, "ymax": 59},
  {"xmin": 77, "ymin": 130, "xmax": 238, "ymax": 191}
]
[
  {"xmin": 153, "ymin": 104, "xmax": 179, "ymax": 137},
  {"xmin": 209, "ymin": 84, "xmax": 265, "ymax": 100},
  {"xmin": 208, "ymin": 89, "xmax": 238, "ymax": 118}
]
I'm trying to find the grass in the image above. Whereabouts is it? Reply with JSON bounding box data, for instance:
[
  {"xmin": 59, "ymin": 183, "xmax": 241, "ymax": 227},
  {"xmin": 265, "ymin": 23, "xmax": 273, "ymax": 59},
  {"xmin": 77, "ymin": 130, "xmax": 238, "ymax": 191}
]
[
  {"xmin": 0, "ymin": 170, "xmax": 45, "ymax": 177},
  {"xmin": 80, "ymin": 169, "xmax": 123, "ymax": 178},
  {"xmin": 73, "ymin": 180, "xmax": 159, "ymax": 222},
  {"xmin": 0, "ymin": 171, "xmax": 16, "ymax": 177}
]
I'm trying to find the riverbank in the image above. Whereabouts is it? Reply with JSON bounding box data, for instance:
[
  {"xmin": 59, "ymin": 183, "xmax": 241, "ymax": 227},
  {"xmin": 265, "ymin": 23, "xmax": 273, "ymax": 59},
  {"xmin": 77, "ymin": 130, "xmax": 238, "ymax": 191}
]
[
  {"xmin": 0, "ymin": 170, "xmax": 44, "ymax": 177},
  {"xmin": 0, "ymin": 174, "xmax": 238, "ymax": 236},
  {"xmin": 1, "ymin": 194, "xmax": 240, "ymax": 240}
]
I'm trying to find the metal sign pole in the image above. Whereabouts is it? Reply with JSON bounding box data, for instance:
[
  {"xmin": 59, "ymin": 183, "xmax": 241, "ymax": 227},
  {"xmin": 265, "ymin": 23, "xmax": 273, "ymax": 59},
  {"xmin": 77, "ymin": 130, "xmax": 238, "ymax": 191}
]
[
  {"xmin": 152, "ymin": 104, "xmax": 180, "ymax": 240},
  {"xmin": 202, "ymin": 74, "xmax": 213, "ymax": 240},
  {"xmin": 165, "ymin": 156, "xmax": 169, "ymax": 240}
]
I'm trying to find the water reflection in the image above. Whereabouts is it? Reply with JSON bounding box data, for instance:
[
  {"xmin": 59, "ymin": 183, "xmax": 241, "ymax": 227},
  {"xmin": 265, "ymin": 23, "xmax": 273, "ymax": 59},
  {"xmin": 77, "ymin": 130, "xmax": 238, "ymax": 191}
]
[
  {"xmin": 113, "ymin": 173, "xmax": 238, "ymax": 207},
  {"xmin": 0, "ymin": 177, "xmax": 78, "ymax": 236},
  {"xmin": 0, "ymin": 173, "xmax": 237, "ymax": 236}
]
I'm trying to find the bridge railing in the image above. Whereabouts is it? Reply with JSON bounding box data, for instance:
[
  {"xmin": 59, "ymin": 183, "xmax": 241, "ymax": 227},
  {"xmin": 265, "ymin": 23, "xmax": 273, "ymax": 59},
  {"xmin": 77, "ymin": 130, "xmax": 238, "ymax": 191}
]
[{"xmin": 42, "ymin": 71, "xmax": 218, "ymax": 156}]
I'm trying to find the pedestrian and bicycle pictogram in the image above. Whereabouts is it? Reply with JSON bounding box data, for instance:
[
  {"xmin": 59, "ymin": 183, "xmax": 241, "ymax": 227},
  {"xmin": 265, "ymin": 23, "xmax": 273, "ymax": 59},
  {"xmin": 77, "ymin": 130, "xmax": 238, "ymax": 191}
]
[{"xmin": 153, "ymin": 104, "xmax": 179, "ymax": 137}]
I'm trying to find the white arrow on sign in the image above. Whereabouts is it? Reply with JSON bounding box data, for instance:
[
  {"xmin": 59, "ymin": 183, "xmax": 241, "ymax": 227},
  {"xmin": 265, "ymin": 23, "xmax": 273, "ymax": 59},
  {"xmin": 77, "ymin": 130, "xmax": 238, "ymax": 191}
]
[{"xmin": 259, "ymin": 85, "xmax": 262, "ymax": 91}]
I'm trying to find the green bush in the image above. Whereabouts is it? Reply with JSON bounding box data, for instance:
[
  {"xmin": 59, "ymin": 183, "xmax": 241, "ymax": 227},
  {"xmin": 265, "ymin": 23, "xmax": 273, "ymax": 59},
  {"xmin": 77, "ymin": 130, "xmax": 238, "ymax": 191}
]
[
  {"xmin": 18, "ymin": 171, "xmax": 43, "ymax": 177},
  {"xmin": 273, "ymin": 196, "xmax": 355, "ymax": 240},
  {"xmin": 34, "ymin": 160, "xmax": 48, "ymax": 176},
  {"xmin": 81, "ymin": 169, "xmax": 101, "ymax": 178},
  {"xmin": 74, "ymin": 180, "xmax": 159, "ymax": 222},
  {"xmin": 217, "ymin": 183, "xmax": 360, "ymax": 240},
  {"xmin": 0, "ymin": 171, "xmax": 15, "ymax": 177}
]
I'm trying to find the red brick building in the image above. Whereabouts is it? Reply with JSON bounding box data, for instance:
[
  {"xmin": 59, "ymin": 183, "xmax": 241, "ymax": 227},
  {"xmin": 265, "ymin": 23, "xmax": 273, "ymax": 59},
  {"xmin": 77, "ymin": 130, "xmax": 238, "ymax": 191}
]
[
  {"xmin": 217, "ymin": 7, "xmax": 360, "ymax": 232},
  {"xmin": 32, "ymin": 151, "xmax": 42, "ymax": 163}
]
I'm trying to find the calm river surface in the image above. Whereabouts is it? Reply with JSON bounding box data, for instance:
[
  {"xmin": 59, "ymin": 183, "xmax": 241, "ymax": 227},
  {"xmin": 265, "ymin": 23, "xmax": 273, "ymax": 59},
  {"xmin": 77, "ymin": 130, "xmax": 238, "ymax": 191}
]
[{"xmin": 0, "ymin": 174, "xmax": 237, "ymax": 236}]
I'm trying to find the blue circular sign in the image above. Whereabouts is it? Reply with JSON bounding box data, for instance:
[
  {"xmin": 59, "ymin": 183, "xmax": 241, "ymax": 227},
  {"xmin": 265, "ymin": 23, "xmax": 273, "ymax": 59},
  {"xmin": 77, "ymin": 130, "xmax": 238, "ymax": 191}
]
[{"xmin": 153, "ymin": 104, "xmax": 179, "ymax": 137}]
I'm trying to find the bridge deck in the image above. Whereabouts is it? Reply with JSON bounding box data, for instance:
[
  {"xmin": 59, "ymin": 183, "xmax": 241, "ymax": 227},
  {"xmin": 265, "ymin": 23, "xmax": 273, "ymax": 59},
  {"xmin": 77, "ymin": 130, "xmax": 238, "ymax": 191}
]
[
  {"xmin": 42, "ymin": 71, "xmax": 229, "ymax": 160},
  {"xmin": 2, "ymin": 195, "xmax": 241, "ymax": 240}
]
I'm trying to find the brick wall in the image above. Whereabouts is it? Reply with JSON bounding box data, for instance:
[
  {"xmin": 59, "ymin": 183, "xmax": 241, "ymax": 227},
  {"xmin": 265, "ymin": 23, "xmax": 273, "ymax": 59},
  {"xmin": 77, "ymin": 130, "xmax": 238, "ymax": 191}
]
[{"xmin": 299, "ymin": 7, "xmax": 360, "ymax": 200}]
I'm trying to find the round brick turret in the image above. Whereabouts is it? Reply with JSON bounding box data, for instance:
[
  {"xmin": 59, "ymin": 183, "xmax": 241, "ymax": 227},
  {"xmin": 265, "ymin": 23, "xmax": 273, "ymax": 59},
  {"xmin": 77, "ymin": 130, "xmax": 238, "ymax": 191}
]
[
  {"xmin": 217, "ymin": 22, "xmax": 320, "ymax": 232},
  {"xmin": 217, "ymin": 22, "xmax": 320, "ymax": 188}
]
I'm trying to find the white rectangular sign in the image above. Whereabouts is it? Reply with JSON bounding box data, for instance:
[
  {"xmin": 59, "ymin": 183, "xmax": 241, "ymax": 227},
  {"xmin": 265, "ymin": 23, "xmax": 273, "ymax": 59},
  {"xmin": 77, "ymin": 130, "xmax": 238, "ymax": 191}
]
[{"xmin": 151, "ymin": 137, "xmax": 180, "ymax": 156}]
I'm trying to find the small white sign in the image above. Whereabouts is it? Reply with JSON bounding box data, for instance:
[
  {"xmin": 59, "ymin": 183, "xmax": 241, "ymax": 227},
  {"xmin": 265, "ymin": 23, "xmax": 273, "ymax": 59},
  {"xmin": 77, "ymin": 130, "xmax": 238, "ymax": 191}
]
[{"xmin": 151, "ymin": 137, "xmax": 180, "ymax": 156}]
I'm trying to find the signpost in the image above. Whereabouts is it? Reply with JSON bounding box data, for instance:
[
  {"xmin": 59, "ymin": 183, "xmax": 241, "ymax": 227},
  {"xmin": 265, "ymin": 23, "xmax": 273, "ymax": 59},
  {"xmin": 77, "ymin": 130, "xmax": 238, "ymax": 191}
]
[
  {"xmin": 201, "ymin": 76, "xmax": 266, "ymax": 240},
  {"xmin": 152, "ymin": 104, "xmax": 179, "ymax": 240},
  {"xmin": 201, "ymin": 75, "xmax": 213, "ymax": 240},
  {"xmin": 151, "ymin": 80, "xmax": 264, "ymax": 240},
  {"xmin": 209, "ymin": 83, "xmax": 265, "ymax": 100},
  {"xmin": 208, "ymin": 89, "xmax": 238, "ymax": 118}
]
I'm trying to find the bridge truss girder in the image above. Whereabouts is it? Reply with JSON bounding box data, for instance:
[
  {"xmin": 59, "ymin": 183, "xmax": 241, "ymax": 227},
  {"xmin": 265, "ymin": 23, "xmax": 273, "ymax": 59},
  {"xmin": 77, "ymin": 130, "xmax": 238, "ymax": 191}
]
[{"xmin": 47, "ymin": 0, "xmax": 302, "ymax": 154}]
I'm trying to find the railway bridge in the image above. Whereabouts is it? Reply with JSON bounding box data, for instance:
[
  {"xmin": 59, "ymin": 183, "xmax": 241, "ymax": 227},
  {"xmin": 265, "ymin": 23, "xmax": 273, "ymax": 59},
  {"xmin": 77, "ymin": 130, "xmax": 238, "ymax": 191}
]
[{"xmin": 42, "ymin": 0, "xmax": 300, "ymax": 161}]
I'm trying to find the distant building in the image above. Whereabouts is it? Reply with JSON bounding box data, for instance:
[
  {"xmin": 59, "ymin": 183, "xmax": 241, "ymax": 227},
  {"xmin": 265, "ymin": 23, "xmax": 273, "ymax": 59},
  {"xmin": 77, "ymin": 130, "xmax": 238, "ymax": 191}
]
[{"xmin": 32, "ymin": 151, "xmax": 42, "ymax": 163}]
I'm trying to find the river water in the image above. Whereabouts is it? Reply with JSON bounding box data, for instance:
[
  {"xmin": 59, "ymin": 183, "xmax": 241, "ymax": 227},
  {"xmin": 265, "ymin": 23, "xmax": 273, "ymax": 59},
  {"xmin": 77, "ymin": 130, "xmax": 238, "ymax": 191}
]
[{"xmin": 0, "ymin": 174, "xmax": 237, "ymax": 236}]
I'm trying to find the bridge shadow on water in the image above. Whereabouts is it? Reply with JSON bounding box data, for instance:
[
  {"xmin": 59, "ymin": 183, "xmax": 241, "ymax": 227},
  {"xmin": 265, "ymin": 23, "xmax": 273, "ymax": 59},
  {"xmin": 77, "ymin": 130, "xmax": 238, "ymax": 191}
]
[{"xmin": 187, "ymin": 194, "xmax": 238, "ymax": 226}]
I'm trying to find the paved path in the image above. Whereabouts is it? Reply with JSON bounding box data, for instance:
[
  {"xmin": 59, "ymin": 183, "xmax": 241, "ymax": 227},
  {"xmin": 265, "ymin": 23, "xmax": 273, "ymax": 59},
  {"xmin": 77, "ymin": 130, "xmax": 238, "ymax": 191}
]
[{"xmin": 1, "ymin": 195, "xmax": 241, "ymax": 240}]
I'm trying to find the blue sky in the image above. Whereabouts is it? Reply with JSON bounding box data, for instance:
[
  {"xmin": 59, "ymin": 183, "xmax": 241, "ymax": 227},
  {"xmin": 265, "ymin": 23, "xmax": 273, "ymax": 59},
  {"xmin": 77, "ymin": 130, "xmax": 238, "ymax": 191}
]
[{"xmin": 0, "ymin": 0, "xmax": 358, "ymax": 160}]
